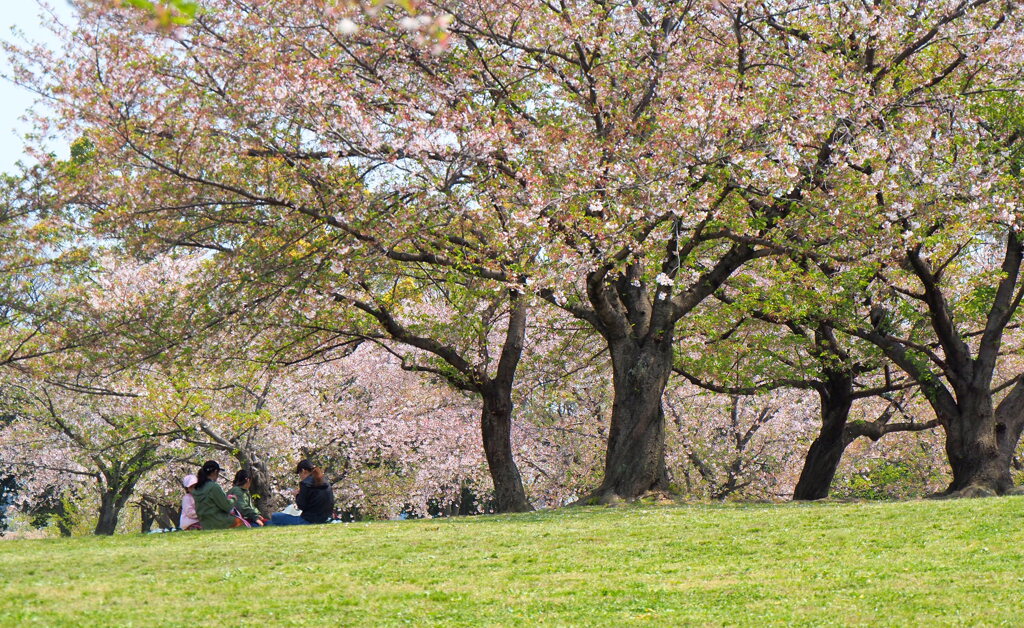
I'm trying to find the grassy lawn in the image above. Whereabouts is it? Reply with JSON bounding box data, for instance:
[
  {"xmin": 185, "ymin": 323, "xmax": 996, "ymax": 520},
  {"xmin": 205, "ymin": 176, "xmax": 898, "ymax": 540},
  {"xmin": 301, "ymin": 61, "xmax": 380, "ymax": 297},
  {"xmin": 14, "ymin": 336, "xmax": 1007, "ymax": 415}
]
[{"xmin": 2, "ymin": 497, "xmax": 1023, "ymax": 626}]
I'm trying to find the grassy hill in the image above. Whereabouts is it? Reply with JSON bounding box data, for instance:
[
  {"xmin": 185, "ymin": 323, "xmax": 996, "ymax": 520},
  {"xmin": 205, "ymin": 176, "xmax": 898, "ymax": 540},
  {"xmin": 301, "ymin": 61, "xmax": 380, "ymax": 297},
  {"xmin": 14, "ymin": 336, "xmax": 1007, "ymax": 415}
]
[{"xmin": 2, "ymin": 497, "xmax": 1023, "ymax": 626}]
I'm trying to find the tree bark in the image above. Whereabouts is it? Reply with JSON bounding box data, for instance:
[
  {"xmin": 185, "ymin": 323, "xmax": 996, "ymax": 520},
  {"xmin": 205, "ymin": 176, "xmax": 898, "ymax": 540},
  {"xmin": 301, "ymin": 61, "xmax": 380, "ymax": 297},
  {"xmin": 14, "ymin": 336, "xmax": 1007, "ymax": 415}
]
[
  {"xmin": 232, "ymin": 453, "xmax": 276, "ymax": 515},
  {"xmin": 139, "ymin": 494, "xmax": 179, "ymax": 532},
  {"xmin": 587, "ymin": 336, "xmax": 673, "ymax": 502},
  {"xmin": 94, "ymin": 488, "xmax": 131, "ymax": 535},
  {"xmin": 480, "ymin": 382, "xmax": 531, "ymax": 512},
  {"xmin": 92, "ymin": 449, "xmax": 158, "ymax": 535},
  {"xmin": 476, "ymin": 296, "xmax": 533, "ymax": 513},
  {"xmin": 996, "ymin": 378, "xmax": 1024, "ymax": 465},
  {"xmin": 793, "ymin": 374, "xmax": 854, "ymax": 500},
  {"xmin": 247, "ymin": 460, "xmax": 275, "ymax": 516},
  {"xmin": 942, "ymin": 386, "xmax": 1012, "ymax": 494}
]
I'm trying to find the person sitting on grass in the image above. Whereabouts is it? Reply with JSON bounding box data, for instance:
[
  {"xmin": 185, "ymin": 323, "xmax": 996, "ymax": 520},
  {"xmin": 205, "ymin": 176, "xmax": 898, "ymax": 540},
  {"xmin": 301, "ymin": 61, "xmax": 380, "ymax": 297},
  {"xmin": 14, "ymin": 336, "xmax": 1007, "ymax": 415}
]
[
  {"xmin": 227, "ymin": 468, "xmax": 267, "ymax": 527},
  {"xmin": 179, "ymin": 474, "xmax": 201, "ymax": 531},
  {"xmin": 270, "ymin": 459, "xmax": 334, "ymax": 526},
  {"xmin": 192, "ymin": 460, "xmax": 244, "ymax": 530}
]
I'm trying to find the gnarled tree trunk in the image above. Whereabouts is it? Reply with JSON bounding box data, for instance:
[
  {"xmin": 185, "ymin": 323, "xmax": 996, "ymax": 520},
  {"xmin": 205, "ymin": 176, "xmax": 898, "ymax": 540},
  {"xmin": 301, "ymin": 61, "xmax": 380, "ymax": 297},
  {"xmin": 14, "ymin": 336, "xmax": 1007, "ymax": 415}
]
[
  {"xmin": 232, "ymin": 453, "xmax": 276, "ymax": 515},
  {"xmin": 589, "ymin": 336, "xmax": 674, "ymax": 502},
  {"xmin": 93, "ymin": 451, "xmax": 159, "ymax": 535},
  {"xmin": 943, "ymin": 386, "xmax": 1012, "ymax": 494},
  {"xmin": 996, "ymin": 378, "xmax": 1024, "ymax": 467}
]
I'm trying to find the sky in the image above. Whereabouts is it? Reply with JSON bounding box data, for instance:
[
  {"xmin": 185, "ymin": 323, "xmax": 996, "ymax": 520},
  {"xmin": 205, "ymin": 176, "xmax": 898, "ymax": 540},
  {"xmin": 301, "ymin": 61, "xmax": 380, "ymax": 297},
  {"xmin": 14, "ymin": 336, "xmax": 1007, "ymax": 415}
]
[{"xmin": 0, "ymin": 1, "xmax": 74, "ymax": 174}]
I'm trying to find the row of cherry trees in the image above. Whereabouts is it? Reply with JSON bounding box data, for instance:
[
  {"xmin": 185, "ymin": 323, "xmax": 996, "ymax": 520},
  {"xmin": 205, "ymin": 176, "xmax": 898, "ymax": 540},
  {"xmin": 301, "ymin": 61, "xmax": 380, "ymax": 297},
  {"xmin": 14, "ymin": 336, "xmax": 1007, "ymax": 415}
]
[{"xmin": 3, "ymin": 0, "xmax": 1024, "ymax": 533}]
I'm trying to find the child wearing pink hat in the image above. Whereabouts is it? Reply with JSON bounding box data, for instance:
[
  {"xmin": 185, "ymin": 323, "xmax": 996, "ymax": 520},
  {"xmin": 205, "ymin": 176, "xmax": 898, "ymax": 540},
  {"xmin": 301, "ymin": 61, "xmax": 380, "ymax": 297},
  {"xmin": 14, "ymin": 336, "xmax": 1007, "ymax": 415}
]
[{"xmin": 179, "ymin": 474, "xmax": 201, "ymax": 530}]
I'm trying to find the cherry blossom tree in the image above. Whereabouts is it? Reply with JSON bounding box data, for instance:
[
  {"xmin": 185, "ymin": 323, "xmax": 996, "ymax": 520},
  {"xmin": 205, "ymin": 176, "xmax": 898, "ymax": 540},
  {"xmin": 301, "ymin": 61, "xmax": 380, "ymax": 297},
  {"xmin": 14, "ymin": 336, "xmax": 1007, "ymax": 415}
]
[
  {"xmin": 0, "ymin": 250, "xmax": 227, "ymax": 535},
  {"xmin": 675, "ymin": 287, "xmax": 941, "ymax": 500},
  {"xmin": 0, "ymin": 363, "xmax": 190, "ymax": 534},
  {"xmin": 13, "ymin": 0, "xmax": 1024, "ymax": 506},
  {"xmin": 273, "ymin": 276, "xmax": 537, "ymax": 512},
  {"xmin": 427, "ymin": 0, "xmax": 1019, "ymax": 501},
  {"xmin": 9, "ymin": 0, "xmax": 549, "ymax": 511},
  {"xmin": 839, "ymin": 205, "xmax": 1024, "ymax": 494},
  {"xmin": 664, "ymin": 388, "xmax": 815, "ymax": 500},
  {"xmin": 652, "ymin": 1, "xmax": 1024, "ymax": 498},
  {"xmin": 786, "ymin": 80, "xmax": 1024, "ymax": 496},
  {"xmin": 262, "ymin": 344, "xmax": 487, "ymax": 518}
]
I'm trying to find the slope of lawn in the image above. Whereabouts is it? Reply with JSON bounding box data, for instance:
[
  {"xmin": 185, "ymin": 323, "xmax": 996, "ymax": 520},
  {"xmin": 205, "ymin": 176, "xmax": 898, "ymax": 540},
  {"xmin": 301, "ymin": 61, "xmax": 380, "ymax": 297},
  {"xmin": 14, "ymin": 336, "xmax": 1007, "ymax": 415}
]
[{"xmin": 2, "ymin": 497, "xmax": 1023, "ymax": 626}]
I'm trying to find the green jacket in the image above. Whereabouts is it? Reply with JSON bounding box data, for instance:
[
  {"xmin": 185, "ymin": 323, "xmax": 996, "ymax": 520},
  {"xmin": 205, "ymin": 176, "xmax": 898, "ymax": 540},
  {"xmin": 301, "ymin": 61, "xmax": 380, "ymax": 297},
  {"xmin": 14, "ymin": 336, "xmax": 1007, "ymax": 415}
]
[
  {"xmin": 192, "ymin": 481, "xmax": 237, "ymax": 530},
  {"xmin": 226, "ymin": 486, "xmax": 260, "ymax": 522}
]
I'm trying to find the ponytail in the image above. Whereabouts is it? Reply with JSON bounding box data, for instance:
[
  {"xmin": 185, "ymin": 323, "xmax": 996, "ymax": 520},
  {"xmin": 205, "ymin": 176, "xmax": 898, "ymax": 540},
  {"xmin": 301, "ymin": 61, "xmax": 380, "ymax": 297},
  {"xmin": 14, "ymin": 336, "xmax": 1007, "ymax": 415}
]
[
  {"xmin": 233, "ymin": 468, "xmax": 251, "ymax": 487},
  {"xmin": 311, "ymin": 466, "xmax": 325, "ymax": 486},
  {"xmin": 195, "ymin": 468, "xmax": 210, "ymax": 489},
  {"xmin": 195, "ymin": 460, "xmax": 222, "ymax": 489}
]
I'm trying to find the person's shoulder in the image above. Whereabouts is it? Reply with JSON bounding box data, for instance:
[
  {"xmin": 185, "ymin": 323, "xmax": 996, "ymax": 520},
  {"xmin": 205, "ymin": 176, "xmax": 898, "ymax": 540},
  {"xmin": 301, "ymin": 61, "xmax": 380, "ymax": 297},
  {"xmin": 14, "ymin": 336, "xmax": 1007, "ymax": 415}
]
[{"xmin": 196, "ymin": 482, "xmax": 221, "ymax": 495}]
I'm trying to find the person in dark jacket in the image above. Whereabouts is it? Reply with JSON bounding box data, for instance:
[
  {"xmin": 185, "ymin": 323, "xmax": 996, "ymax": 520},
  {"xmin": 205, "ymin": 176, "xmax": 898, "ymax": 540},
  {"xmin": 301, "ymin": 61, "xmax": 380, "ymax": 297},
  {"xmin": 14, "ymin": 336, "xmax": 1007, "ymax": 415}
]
[{"xmin": 270, "ymin": 459, "xmax": 334, "ymax": 526}]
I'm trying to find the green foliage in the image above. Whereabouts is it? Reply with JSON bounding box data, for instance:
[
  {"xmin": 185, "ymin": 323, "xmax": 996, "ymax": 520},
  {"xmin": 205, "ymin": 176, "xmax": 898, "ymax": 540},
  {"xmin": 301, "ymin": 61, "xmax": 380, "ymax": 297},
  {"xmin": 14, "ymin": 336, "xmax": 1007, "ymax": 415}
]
[
  {"xmin": 832, "ymin": 456, "xmax": 946, "ymax": 501},
  {"xmin": 119, "ymin": 0, "xmax": 200, "ymax": 27},
  {"xmin": 26, "ymin": 486, "xmax": 91, "ymax": 537},
  {"xmin": 962, "ymin": 281, "xmax": 999, "ymax": 320},
  {"xmin": 3, "ymin": 501, "xmax": 1024, "ymax": 625},
  {"xmin": 68, "ymin": 137, "xmax": 96, "ymax": 166},
  {"xmin": 972, "ymin": 92, "xmax": 1024, "ymax": 178}
]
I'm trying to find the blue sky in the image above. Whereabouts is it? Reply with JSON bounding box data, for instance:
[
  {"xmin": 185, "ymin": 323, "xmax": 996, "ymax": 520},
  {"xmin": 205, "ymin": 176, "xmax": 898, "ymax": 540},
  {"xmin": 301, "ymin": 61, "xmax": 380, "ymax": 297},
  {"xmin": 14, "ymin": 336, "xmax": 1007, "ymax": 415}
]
[{"xmin": 0, "ymin": 1, "xmax": 74, "ymax": 174}]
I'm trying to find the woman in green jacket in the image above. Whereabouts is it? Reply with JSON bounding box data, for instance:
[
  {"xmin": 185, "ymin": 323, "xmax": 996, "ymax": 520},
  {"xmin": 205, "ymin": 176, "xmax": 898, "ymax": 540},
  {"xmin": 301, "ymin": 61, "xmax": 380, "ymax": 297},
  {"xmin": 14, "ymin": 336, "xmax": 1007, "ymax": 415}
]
[
  {"xmin": 227, "ymin": 469, "xmax": 266, "ymax": 527},
  {"xmin": 192, "ymin": 460, "xmax": 242, "ymax": 530}
]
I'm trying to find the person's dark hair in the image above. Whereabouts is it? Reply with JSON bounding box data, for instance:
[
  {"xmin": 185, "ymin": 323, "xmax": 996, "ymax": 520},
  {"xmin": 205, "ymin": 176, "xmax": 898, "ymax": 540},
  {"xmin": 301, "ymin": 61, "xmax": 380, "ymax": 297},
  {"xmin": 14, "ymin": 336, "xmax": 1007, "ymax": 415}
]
[
  {"xmin": 195, "ymin": 460, "xmax": 222, "ymax": 489},
  {"xmin": 296, "ymin": 459, "xmax": 326, "ymax": 486},
  {"xmin": 233, "ymin": 469, "xmax": 251, "ymax": 487}
]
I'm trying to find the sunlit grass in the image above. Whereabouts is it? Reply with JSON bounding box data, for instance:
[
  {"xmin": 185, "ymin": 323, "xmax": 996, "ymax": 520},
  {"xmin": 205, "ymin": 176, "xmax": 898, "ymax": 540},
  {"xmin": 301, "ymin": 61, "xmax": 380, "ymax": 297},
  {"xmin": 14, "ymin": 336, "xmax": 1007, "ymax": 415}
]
[{"xmin": 2, "ymin": 497, "xmax": 1023, "ymax": 626}]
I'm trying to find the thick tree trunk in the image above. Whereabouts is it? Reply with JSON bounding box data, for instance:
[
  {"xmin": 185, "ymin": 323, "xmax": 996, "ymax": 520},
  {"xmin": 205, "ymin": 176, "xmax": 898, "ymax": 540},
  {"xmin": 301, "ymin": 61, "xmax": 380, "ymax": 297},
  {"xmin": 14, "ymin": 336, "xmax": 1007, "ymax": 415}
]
[
  {"xmin": 480, "ymin": 384, "xmax": 532, "ymax": 513},
  {"xmin": 792, "ymin": 412, "xmax": 851, "ymax": 500},
  {"xmin": 94, "ymin": 489, "xmax": 130, "ymax": 535},
  {"xmin": 793, "ymin": 376, "xmax": 854, "ymax": 500},
  {"xmin": 247, "ymin": 461, "xmax": 275, "ymax": 516},
  {"xmin": 233, "ymin": 454, "xmax": 276, "ymax": 515},
  {"xmin": 944, "ymin": 434, "xmax": 1011, "ymax": 494},
  {"xmin": 996, "ymin": 378, "xmax": 1024, "ymax": 470},
  {"xmin": 589, "ymin": 338, "xmax": 673, "ymax": 502},
  {"xmin": 943, "ymin": 388, "xmax": 1012, "ymax": 495}
]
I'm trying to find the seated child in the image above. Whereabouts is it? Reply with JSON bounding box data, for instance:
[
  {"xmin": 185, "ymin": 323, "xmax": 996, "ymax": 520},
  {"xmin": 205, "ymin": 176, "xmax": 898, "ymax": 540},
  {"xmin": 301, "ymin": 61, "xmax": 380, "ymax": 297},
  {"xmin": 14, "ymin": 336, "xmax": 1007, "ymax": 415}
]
[
  {"xmin": 227, "ymin": 469, "xmax": 267, "ymax": 527},
  {"xmin": 179, "ymin": 474, "xmax": 201, "ymax": 530}
]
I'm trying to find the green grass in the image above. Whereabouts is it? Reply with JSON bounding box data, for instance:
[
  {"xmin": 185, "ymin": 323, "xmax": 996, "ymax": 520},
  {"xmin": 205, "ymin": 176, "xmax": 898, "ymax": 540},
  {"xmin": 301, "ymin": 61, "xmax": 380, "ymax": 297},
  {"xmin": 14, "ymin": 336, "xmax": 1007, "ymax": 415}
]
[{"xmin": 2, "ymin": 497, "xmax": 1023, "ymax": 626}]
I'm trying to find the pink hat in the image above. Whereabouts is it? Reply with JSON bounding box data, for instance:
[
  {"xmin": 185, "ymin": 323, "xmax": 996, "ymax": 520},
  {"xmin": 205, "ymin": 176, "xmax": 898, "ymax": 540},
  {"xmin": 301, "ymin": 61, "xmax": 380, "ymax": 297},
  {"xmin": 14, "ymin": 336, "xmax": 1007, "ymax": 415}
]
[{"xmin": 182, "ymin": 474, "xmax": 198, "ymax": 488}]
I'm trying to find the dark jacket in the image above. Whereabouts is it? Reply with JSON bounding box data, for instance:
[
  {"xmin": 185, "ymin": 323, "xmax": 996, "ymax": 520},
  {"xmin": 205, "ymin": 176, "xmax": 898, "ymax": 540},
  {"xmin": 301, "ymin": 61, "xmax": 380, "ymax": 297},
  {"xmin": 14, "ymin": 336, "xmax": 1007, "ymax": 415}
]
[{"xmin": 296, "ymin": 475, "xmax": 334, "ymax": 523}]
